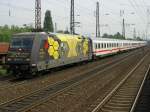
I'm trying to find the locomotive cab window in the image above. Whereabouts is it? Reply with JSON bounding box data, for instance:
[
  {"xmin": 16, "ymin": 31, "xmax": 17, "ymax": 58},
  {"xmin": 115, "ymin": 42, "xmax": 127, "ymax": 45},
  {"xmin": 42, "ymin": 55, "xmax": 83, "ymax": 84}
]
[{"xmin": 10, "ymin": 35, "xmax": 34, "ymax": 50}]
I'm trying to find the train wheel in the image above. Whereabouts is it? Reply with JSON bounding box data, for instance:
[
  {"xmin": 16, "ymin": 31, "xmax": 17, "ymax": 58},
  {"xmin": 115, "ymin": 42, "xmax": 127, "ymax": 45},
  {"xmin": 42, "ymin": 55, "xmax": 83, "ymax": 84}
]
[{"xmin": 14, "ymin": 72, "xmax": 24, "ymax": 79}]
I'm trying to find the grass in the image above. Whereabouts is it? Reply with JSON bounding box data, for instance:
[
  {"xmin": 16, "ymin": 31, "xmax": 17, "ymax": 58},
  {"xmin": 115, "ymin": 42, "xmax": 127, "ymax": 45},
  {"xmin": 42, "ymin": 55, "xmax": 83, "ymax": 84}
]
[{"xmin": 0, "ymin": 66, "xmax": 7, "ymax": 76}]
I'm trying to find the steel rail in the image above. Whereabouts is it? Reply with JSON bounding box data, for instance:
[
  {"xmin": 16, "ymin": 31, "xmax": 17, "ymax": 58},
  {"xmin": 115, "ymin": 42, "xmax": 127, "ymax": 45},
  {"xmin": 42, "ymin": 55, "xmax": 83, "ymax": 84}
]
[
  {"xmin": 130, "ymin": 65, "xmax": 150, "ymax": 112},
  {"xmin": 0, "ymin": 47, "xmax": 138, "ymax": 112},
  {"xmin": 91, "ymin": 52, "xmax": 149, "ymax": 112}
]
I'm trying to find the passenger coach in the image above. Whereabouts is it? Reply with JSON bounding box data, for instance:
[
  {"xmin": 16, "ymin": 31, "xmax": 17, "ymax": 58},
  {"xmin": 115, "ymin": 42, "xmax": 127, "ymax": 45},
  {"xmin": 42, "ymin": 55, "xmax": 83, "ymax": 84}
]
[{"xmin": 92, "ymin": 38, "xmax": 146, "ymax": 57}]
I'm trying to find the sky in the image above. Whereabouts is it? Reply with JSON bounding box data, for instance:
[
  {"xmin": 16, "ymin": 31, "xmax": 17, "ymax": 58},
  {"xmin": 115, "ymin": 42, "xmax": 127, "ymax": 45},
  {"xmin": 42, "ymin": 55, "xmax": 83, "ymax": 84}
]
[{"xmin": 0, "ymin": 0, "xmax": 150, "ymax": 39}]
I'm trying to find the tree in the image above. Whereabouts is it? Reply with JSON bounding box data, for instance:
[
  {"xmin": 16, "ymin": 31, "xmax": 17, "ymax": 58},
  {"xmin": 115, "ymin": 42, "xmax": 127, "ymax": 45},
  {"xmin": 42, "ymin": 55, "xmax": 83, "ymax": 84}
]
[
  {"xmin": 102, "ymin": 32, "xmax": 126, "ymax": 40},
  {"xmin": 102, "ymin": 33, "xmax": 109, "ymax": 38},
  {"xmin": 64, "ymin": 30, "xmax": 70, "ymax": 34},
  {"xmin": 57, "ymin": 30, "xmax": 64, "ymax": 33},
  {"xmin": 0, "ymin": 25, "xmax": 32, "ymax": 42},
  {"xmin": 44, "ymin": 10, "xmax": 54, "ymax": 32},
  {"xmin": 113, "ymin": 32, "xmax": 125, "ymax": 39}
]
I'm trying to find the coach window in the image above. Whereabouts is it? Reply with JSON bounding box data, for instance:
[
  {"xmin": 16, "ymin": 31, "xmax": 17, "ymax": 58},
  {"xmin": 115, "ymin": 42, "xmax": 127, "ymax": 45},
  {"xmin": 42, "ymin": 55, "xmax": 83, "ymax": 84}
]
[
  {"xmin": 95, "ymin": 44, "xmax": 97, "ymax": 49},
  {"xmin": 100, "ymin": 43, "xmax": 102, "ymax": 48},
  {"xmin": 96, "ymin": 44, "xmax": 97, "ymax": 49},
  {"xmin": 107, "ymin": 43, "xmax": 109, "ymax": 48},
  {"xmin": 98, "ymin": 44, "xmax": 100, "ymax": 49}
]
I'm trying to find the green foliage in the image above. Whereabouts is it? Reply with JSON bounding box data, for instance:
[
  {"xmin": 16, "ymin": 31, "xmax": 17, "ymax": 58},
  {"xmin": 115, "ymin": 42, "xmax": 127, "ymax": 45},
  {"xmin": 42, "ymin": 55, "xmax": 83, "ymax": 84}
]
[
  {"xmin": 0, "ymin": 66, "xmax": 7, "ymax": 76},
  {"xmin": 102, "ymin": 32, "xmax": 127, "ymax": 40},
  {"xmin": 44, "ymin": 10, "xmax": 54, "ymax": 32},
  {"xmin": 136, "ymin": 37, "xmax": 143, "ymax": 41},
  {"xmin": 113, "ymin": 32, "xmax": 125, "ymax": 39},
  {"xmin": 0, "ymin": 25, "xmax": 32, "ymax": 42},
  {"xmin": 57, "ymin": 30, "xmax": 64, "ymax": 33},
  {"xmin": 102, "ymin": 33, "xmax": 114, "ymax": 39}
]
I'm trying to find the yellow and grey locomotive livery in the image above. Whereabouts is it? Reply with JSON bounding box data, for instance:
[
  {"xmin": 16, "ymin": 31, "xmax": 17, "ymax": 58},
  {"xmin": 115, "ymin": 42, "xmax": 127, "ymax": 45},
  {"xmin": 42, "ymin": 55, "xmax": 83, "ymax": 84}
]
[{"xmin": 6, "ymin": 32, "xmax": 92, "ymax": 77}]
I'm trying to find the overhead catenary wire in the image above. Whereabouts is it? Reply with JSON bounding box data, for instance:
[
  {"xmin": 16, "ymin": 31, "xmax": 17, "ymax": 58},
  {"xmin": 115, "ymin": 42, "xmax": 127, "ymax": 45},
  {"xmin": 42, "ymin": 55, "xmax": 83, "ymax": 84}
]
[
  {"xmin": 0, "ymin": 0, "xmax": 149, "ymax": 38},
  {"xmin": 127, "ymin": 0, "xmax": 146, "ymax": 28}
]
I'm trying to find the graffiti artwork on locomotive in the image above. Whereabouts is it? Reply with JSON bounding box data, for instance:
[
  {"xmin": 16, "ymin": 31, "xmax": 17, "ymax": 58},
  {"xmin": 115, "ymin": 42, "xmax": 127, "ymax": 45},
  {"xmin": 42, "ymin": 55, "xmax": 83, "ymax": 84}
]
[{"xmin": 6, "ymin": 32, "xmax": 93, "ymax": 77}]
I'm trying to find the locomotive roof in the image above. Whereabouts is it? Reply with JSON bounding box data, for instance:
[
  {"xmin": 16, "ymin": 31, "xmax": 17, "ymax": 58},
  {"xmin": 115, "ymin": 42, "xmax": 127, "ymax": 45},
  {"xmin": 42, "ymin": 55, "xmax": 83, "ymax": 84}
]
[
  {"xmin": 13, "ymin": 32, "xmax": 47, "ymax": 36},
  {"xmin": 11, "ymin": 32, "xmax": 146, "ymax": 44},
  {"xmin": 12, "ymin": 32, "xmax": 85, "ymax": 37},
  {"xmin": 48, "ymin": 32, "xmax": 83, "ymax": 37}
]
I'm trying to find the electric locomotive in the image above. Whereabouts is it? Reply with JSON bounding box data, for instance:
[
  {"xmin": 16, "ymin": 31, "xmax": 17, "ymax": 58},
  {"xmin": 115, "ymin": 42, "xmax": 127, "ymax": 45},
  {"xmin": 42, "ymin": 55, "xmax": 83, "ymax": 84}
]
[{"xmin": 6, "ymin": 32, "xmax": 92, "ymax": 78}]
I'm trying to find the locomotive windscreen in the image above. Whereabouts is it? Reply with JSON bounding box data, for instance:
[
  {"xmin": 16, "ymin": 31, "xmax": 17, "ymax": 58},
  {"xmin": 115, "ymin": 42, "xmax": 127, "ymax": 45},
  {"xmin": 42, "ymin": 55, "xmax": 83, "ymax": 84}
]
[{"xmin": 10, "ymin": 35, "xmax": 34, "ymax": 50}]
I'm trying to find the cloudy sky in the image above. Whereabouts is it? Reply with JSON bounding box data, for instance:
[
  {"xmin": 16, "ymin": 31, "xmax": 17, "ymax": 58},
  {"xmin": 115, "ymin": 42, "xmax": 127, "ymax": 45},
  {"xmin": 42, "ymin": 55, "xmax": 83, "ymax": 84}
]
[{"xmin": 0, "ymin": 0, "xmax": 150, "ymax": 39}]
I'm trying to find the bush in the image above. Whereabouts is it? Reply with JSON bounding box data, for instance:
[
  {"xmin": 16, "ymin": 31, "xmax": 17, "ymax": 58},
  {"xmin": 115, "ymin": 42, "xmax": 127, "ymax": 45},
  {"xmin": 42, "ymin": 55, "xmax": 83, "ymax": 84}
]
[
  {"xmin": 0, "ymin": 66, "xmax": 7, "ymax": 76},
  {"xmin": 0, "ymin": 25, "xmax": 32, "ymax": 42}
]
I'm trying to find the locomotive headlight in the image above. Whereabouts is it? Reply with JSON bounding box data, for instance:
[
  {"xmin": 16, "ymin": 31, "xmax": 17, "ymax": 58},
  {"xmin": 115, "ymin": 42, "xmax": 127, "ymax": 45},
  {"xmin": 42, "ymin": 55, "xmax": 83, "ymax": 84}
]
[
  {"xmin": 32, "ymin": 64, "xmax": 36, "ymax": 67},
  {"xmin": 7, "ymin": 58, "xmax": 12, "ymax": 61},
  {"xmin": 26, "ymin": 58, "xmax": 30, "ymax": 61}
]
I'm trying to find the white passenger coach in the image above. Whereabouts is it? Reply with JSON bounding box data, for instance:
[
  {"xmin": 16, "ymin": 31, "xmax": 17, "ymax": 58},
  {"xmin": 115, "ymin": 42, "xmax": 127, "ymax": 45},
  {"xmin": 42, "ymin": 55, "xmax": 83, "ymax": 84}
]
[{"xmin": 91, "ymin": 38, "xmax": 146, "ymax": 57}]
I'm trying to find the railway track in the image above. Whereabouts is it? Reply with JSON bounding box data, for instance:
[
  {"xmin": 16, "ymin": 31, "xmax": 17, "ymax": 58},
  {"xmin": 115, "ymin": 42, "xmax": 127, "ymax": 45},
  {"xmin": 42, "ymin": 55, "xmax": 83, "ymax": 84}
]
[
  {"xmin": 0, "ymin": 48, "xmax": 145, "ymax": 90},
  {"xmin": 0, "ymin": 48, "xmax": 142, "ymax": 105},
  {"xmin": 90, "ymin": 51, "xmax": 150, "ymax": 112},
  {"xmin": 130, "ymin": 65, "xmax": 150, "ymax": 112},
  {"xmin": 0, "ymin": 48, "xmax": 144, "ymax": 112},
  {"xmin": 22, "ymin": 48, "xmax": 150, "ymax": 112},
  {"xmin": 0, "ymin": 48, "xmax": 137, "ymax": 90}
]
